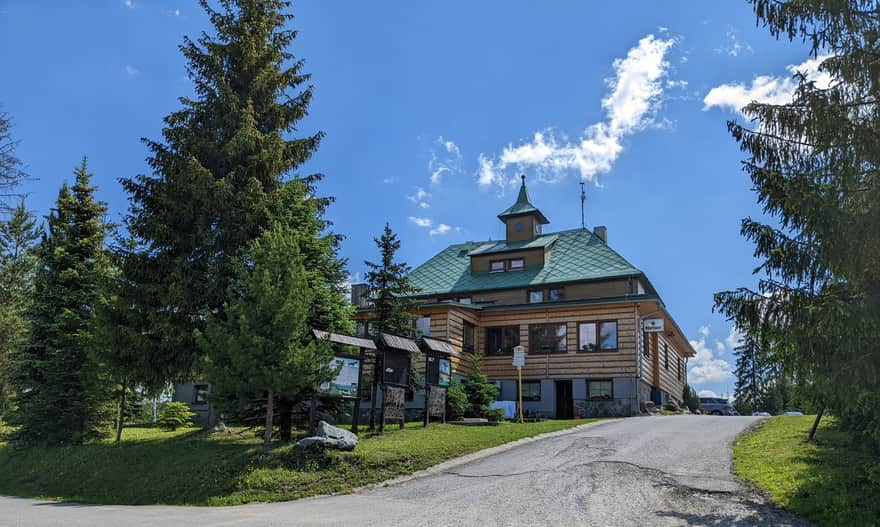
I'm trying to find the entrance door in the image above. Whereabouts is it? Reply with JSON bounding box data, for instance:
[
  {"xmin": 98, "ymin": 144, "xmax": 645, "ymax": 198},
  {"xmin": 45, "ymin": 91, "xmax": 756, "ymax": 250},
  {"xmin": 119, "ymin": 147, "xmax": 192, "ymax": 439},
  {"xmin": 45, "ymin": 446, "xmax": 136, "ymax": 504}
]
[{"xmin": 555, "ymin": 380, "xmax": 574, "ymax": 419}]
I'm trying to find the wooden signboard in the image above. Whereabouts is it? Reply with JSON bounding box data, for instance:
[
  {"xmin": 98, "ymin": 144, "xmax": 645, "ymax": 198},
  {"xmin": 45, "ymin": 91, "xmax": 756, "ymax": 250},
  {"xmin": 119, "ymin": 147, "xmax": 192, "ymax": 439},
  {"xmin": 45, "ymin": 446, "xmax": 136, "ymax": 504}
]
[
  {"xmin": 382, "ymin": 385, "xmax": 406, "ymax": 430},
  {"xmin": 426, "ymin": 386, "xmax": 446, "ymax": 423}
]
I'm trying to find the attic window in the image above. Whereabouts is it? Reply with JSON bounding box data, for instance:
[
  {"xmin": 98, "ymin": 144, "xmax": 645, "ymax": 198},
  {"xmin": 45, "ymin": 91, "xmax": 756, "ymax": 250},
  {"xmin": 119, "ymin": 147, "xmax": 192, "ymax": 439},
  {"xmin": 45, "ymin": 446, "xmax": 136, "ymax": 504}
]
[
  {"xmin": 535, "ymin": 223, "xmax": 542, "ymax": 235},
  {"xmin": 490, "ymin": 260, "xmax": 505, "ymax": 273},
  {"xmin": 509, "ymin": 258, "xmax": 524, "ymax": 271}
]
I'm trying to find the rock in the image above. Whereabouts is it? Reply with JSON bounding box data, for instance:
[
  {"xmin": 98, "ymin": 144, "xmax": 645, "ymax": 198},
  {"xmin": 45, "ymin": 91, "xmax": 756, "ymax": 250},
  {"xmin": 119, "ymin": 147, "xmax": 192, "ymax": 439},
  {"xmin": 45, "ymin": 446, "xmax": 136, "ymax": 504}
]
[
  {"xmin": 295, "ymin": 420, "xmax": 358, "ymax": 451},
  {"xmin": 664, "ymin": 400, "xmax": 681, "ymax": 412},
  {"xmin": 211, "ymin": 421, "xmax": 231, "ymax": 435}
]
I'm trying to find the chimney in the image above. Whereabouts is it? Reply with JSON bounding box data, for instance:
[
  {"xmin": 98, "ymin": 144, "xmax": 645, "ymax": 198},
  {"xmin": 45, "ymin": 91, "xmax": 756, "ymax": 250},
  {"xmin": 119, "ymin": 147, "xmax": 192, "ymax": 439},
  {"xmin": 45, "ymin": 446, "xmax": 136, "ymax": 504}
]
[{"xmin": 593, "ymin": 225, "xmax": 607, "ymax": 243}]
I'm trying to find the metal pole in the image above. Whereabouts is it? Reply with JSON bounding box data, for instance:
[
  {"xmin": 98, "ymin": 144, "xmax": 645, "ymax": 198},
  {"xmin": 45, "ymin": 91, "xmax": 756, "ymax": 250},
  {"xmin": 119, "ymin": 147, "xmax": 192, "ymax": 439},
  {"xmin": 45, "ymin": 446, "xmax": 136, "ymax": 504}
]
[{"xmin": 518, "ymin": 366, "xmax": 524, "ymax": 423}]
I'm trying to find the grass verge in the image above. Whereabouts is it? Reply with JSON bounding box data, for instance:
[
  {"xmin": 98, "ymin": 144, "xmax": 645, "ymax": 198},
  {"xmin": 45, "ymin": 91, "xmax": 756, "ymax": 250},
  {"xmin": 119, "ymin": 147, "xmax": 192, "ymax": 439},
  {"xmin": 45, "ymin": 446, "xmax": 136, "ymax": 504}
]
[
  {"xmin": 734, "ymin": 415, "xmax": 880, "ymax": 527},
  {"xmin": 0, "ymin": 419, "xmax": 599, "ymax": 506}
]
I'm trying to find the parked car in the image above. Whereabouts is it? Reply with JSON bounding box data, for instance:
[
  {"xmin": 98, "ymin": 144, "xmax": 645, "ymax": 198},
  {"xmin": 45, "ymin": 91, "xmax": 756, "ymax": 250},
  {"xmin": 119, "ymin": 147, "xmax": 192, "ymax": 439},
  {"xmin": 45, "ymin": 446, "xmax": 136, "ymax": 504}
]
[
  {"xmin": 783, "ymin": 411, "xmax": 804, "ymax": 416},
  {"xmin": 699, "ymin": 397, "xmax": 736, "ymax": 416},
  {"xmin": 752, "ymin": 411, "xmax": 771, "ymax": 417}
]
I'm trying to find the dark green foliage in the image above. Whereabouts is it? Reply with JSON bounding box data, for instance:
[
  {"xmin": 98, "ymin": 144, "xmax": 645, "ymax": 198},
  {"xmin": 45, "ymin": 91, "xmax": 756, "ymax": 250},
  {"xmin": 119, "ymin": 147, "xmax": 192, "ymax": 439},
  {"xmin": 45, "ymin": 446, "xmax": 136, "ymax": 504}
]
[
  {"xmin": 9, "ymin": 159, "xmax": 111, "ymax": 445},
  {"xmin": 733, "ymin": 332, "xmax": 770, "ymax": 415},
  {"xmin": 198, "ymin": 221, "xmax": 337, "ymax": 442},
  {"xmin": 364, "ymin": 223, "xmax": 418, "ymax": 336},
  {"xmin": 0, "ymin": 110, "xmax": 27, "ymax": 212},
  {"xmin": 121, "ymin": 0, "xmax": 332, "ymax": 383},
  {"xmin": 445, "ymin": 380, "xmax": 469, "ymax": 421},
  {"xmin": 463, "ymin": 354, "xmax": 499, "ymax": 418},
  {"xmin": 157, "ymin": 402, "xmax": 196, "ymax": 431},
  {"xmin": 714, "ymin": 0, "xmax": 880, "ymax": 446},
  {"xmin": 0, "ymin": 202, "xmax": 40, "ymax": 417},
  {"xmin": 682, "ymin": 384, "xmax": 700, "ymax": 413}
]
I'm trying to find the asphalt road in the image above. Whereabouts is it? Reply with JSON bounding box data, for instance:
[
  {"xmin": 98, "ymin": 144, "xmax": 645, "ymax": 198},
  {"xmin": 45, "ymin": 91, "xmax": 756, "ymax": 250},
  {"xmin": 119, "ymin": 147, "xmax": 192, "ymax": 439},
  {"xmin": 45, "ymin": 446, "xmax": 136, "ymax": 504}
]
[{"xmin": 0, "ymin": 416, "xmax": 809, "ymax": 527}]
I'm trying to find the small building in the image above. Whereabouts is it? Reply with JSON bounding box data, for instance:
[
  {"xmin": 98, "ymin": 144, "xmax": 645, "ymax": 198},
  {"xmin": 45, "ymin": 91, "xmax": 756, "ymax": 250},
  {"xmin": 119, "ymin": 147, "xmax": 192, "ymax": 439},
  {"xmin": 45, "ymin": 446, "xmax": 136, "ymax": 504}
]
[{"xmin": 356, "ymin": 176, "xmax": 694, "ymax": 418}]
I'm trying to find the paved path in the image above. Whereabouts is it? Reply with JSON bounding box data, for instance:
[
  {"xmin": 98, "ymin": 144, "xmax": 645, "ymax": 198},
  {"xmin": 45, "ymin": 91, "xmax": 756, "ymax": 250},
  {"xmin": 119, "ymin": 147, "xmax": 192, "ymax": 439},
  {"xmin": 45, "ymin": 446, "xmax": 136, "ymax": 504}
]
[{"xmin": 0, "ymin": 416, "xmax": 808, "ymax": 527}]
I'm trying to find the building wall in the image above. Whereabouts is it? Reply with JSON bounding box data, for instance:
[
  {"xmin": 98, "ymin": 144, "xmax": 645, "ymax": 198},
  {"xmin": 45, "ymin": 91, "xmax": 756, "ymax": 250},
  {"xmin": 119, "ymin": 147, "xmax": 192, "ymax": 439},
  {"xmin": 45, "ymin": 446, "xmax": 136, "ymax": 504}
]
[
  {"xmin": 505, "ymin": 215, "xmax": 539, "ymax": 242},
  {"xmin": 419, "ymin": 277, "xmax": 638, "ymax": 307}
]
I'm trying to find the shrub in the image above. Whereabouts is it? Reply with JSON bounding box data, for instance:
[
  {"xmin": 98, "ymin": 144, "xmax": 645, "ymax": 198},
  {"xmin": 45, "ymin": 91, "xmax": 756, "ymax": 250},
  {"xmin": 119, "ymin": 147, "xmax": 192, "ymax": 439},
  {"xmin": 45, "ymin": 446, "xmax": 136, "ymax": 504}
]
[
  {"xmin": 485, "ymin": 408, "xmax": 505, "ymax": 422},
  {"xmin": 446, "ymin": 380, "xmax": 468, "ymax": 421},
  {"xmin": 157, "ymin": 402, "xmax": 196, "ymax": 431},
  {"xmin": 463, "ymin": 354, "xmax": 499, "ymax": 418}
]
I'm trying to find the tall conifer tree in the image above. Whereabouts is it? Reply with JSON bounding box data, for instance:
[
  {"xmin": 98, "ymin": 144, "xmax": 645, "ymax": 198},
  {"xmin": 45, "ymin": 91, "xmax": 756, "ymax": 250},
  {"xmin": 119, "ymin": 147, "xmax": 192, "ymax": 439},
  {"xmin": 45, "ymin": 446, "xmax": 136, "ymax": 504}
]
[
  {"xmin": 715, "ymin": 0, "xmax": 880, "ymax": 442},
  {"xmin": 10, "ymin": 159, "xmax": 110, "ymax": 445},
  {"xmin": 121, "ymin": 0, "xmax": 337, "ymax": 383},
  {"xmin": 0, "ymin": 202, "xmax": 40, "ymax": 417}
]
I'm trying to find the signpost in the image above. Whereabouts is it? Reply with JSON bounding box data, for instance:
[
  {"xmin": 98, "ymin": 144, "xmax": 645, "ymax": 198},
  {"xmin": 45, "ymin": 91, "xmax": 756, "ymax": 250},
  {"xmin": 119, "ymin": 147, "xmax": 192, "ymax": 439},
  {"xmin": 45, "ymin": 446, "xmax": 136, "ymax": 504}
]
[
  {"xmin": 512, "ymin": 345, "xmax": 525, "ymax": 423},
  {"xmin": 643, "ymin": 317, "xmax": 665, "ymax": 333}
]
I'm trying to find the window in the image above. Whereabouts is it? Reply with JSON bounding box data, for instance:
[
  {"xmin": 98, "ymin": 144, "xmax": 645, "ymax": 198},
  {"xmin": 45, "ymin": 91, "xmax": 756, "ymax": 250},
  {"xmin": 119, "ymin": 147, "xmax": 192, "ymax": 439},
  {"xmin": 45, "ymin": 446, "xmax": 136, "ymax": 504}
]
[
  {"xmin": 598, "ymin": 321, "xmax": 618, "ymax": 351},
  {"xmin": 462, "ymin": 321, "xmax": 475, "ymax": 353},
  {"xmin": 578, "ymin": 322, "xmax": 597, "ymax": 352},
  {"xmin": 509, "ymin": 258, "xmax": 524, "ymax": 271},
  {"xmin": 520, "ymin": 381, "xmax": 542, "ymax": 401},
  {"xmin": 587, "ymin": 380, "xmax": 613, "ymax": 401},
  {"xmin": 642, "ymin": 330, "xmax": 650, "ymax": 357},
  {"xmin": 535, "ymin": 223, "xmax": 542, "ymax": 235},
  {"xmin": 549, "ymin": 288, "xmax": 564, "ymax": 301},
  {"xmin": 486, "ymin": 326, "xmax": 520, "ymax": 355},
  {"xmin": 514, "ymin": 222, "xmax": 524, "ymax": 232},
  {"xmin": 676, "ymin": 355, "xmax": 682, "ymax": 380},
  {"xmin": 415, "ymin": 316, "xmax": 431, "ymax": 336},
  {"xmin": 356, "ymin": 321, "xmax": 367, "ymax": 337},
  {"xmin": 458, "ymin": 297, "xmax": 472, "ymax": 305},
  {"xmin": 664, "ymin": 342, "xmax": 669, "ymax": 370},
  {"xmin": 528, "ymin": 290, "xmax": 544, "ymax": 303},
  {"xmin": 529, "ymin": 324, "xmax": 567, "ymax": 354},
  {"xmin": 193, "ymin": 384, "xmax": 209, "ymax": 405},
  {"xmin": 490, "ymin": 260, "xmax": 505, "ymax": 273}
]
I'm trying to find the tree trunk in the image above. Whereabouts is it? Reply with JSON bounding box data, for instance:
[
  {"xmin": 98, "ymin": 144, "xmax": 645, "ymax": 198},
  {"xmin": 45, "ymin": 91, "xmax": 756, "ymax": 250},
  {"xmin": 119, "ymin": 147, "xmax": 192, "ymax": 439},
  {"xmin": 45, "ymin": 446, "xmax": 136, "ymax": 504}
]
[
  {"xmin": 278, "ymin": 397, "xmax": 293, "ymax": 441},
  {"xmin": 115, "ymin": 383, "xmax": 127, "ymax": 444},
  {"xmin": 809, "ymin": 405, "xmax": 825, "ymax": 442},
  {"xmin": 264, "ymin": 390, "xmax": 274, "ymax": 445}
]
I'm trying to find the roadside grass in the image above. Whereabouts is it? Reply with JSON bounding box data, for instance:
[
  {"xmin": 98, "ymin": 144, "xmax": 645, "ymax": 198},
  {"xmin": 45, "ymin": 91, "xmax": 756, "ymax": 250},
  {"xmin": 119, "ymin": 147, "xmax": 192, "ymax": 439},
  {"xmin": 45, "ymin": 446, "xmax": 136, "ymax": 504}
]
[
  {"xmin": 0, "ymin": 418, "xmax": 599, "ymax": 506},
  {"xmin": 734, "ymin": 415, "xmax": 880, "ymax": 527}
]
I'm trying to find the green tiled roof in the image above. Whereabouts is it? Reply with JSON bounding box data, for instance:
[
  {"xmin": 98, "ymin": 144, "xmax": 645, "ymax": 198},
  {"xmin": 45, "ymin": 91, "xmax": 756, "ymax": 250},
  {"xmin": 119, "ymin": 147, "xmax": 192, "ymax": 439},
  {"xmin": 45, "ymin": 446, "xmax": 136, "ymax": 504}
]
[
  {"xmin": 497, "ymin": 176, "xmax": 549, "ymax": 224},
  {"xmin": 467, "ymin": 234, "xmax": 558, "ymax": 256},
  {"xmin": 408, "ymin": 228, "xmax": 642, "ymax": 297}
]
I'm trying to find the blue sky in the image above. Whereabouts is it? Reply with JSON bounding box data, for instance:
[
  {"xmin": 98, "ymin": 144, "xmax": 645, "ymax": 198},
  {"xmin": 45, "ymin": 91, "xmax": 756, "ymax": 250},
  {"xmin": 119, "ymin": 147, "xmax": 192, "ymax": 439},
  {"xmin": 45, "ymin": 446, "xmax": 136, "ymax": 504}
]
[{"xmin": 0, "ymin": 1, "xmax": 820, "ymax": 399}]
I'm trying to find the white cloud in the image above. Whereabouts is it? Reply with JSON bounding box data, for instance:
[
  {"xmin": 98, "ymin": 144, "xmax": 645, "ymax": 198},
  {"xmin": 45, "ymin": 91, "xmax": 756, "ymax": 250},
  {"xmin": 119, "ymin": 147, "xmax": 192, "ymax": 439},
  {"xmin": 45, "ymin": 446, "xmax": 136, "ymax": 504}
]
[
  {"xmin": 164, "ymin": 8, "xmax": 181, "ymax": 16},
  {"xmin": 725, "ymin": 326, "xmax": 744, "ymax": 352},
  {"xmin": 714, "ymin": 29, "xmax": 753, "ymax": 57},
  {"xmin": 687, "ymin": 325, "xmax": 734, "ymax": 385},
  {"xmin": 429, "ymin": 224, "xmax": 453, "ymax": 237},
  {"xmin": 407, "ymin": 187, "xmax": 430, "ymax": 203},
  {"xmin": 429, "ymin": 136, "xmax": 462, "ymax": 185},
  {"xmin": 703, "ymin": 55, "xmax": 833, "ymax": 115},
  {"xmin": 408, "ymin": 216, "xmax": 432, "ymax": 228},
  {"xmin": 125, "ymin": 65, "xmax": 139, "ymax": 76},
  {"xmin": 418, "ymin": 202, "xmax": 430, "ymax": 209},
  {"xmin": 124, "ymin": 0, "xmax": 135, "ymax": 8},
  {"xmin": 477, "ymin": 34, "xmax": 677, "ymax": 188},
  {"xmin": 698, "ymin": 390, "xmax": 719, "ymax": 398},
  {"xmin": 382, "ymin": 176, "xmax": 398, "ymax": 184}
]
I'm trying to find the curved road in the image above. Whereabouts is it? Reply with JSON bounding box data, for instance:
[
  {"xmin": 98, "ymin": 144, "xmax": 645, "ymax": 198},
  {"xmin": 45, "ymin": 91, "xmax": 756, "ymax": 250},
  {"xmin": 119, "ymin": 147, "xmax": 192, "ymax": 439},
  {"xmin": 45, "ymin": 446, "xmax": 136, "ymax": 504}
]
[{"xmin": 0, "ymin": 416, "xmax": 808, "ymax": 527}]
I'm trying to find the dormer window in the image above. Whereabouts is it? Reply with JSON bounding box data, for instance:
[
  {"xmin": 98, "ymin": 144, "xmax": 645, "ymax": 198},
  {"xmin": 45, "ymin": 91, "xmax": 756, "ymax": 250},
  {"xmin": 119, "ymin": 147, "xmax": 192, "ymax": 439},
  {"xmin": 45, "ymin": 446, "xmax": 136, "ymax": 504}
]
[
  {"xmin": 514, "ymin": 222, "xmax": 524, "ymax": 232},
  {"xmin": 535, "ymin": 223, "xmax": 542, "ymax": 235},
  {"xmin": 490, "ymin": 260, "xmax": 505, "ymax": 273},
  {"xmin": 509, "ymin": 258, "xmax": 524, "ymax": 271}
]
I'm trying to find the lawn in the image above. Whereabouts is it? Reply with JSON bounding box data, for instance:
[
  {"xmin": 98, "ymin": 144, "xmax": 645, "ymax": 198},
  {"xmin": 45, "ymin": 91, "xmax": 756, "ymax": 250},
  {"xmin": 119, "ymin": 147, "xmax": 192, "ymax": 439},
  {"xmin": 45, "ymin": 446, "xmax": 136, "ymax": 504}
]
[
  {"xmin": 0, "ymin": 419, "xmax": 599, "ymax": 506},
  {"xmin": 734, "ymin": 415, "xmax": 880, "ymax": 527}
]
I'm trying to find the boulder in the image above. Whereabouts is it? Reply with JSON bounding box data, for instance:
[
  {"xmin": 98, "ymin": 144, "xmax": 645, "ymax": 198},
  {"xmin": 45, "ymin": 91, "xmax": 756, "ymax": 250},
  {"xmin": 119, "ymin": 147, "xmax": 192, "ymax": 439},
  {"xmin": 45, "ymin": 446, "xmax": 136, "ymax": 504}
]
[
  {"xmin": 210, "ymin": 421, "xmax": 231, "ymax": 435},
  {"xmin": 664, "ymin": 400, "xmax": 681, "ymax": 412},
  {"xmin": 295, "ymin": 420, "xmax": 358, "ymax": 451}
]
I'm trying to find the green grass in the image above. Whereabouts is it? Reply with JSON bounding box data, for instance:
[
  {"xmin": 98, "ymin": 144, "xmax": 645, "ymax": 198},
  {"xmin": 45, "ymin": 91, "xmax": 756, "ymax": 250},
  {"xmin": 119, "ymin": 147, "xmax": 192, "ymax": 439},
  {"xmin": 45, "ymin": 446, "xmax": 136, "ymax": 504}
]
[
  {"xmin": 0, "ymin": 419, "xmax": 598, "ymax": 506},
  {"xmin": 734, "ymin": 415, "xmax": 880, "ymax": 527}
]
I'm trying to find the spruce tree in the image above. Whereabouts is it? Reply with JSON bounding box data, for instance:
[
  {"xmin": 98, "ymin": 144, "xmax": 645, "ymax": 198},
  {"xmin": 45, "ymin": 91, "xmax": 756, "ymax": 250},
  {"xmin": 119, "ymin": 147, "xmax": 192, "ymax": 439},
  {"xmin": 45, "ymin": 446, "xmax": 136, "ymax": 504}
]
[
  {"xmin": 9, "ymin": 159, "xmax": 110, "ymax": 445},
  {"xmin": 733, "ymin": 333, "xmax": 765, "ymax": 415},
  {"xmin": 121, "ymin": 0, "xmax": 328, "ymax": 382},
  {"xmin": 198, "ymin": 221, "xmax": 336, "ymax": 445},
  {"xmin": 0, "ymin": 202, "xmax": 40, "ymax": 418},
  {"xmin": 0, "ymin": 110, "xmax": 28, "ymax": 212},
  {"xmin": 364, "ymin": 223, "xmax": 418, "ymax": 428},
  {"xmin": 714, "ymin": 0, "xmax": 880, "ymax": 444}
]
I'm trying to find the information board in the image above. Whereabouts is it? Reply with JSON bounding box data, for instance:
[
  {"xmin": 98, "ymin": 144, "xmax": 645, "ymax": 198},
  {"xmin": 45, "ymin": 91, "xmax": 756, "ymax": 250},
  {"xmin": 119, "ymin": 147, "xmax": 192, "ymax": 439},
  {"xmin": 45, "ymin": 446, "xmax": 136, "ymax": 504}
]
[{"xmin": 319, "ymin": 356, "xmax": 360, "ymax": 398}]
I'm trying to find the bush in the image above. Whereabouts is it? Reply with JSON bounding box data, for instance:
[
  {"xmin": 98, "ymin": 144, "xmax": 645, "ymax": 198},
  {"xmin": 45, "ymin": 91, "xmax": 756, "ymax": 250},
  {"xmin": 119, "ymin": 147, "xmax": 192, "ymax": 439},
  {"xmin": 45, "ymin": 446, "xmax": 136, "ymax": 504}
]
[
  {"xmin": 463, "ymin": 354, "xmax": 498, "ymax": 418},
  {"xmin": 446, "ymin": 380, "xmax": 468, "ymax": 421},
  {"xmin": 157, "ymin": 402, "xmax": 196, "ymax": 431},
  {"xmin": 485, "ymin": 408, "xmax": 505, "ymax": 422}
]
